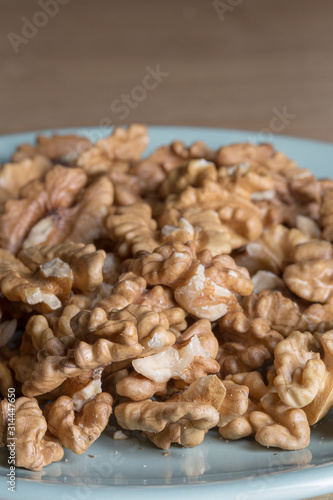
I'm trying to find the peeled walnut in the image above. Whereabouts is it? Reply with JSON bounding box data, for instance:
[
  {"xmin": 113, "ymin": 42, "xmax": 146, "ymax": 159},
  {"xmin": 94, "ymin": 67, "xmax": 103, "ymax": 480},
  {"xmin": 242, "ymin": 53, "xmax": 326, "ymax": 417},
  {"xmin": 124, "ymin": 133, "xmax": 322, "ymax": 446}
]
[
  {"xmin": 216, "ymin": 142, "xmax": 274, "ymax": 168},
  {"xmin": 284, "ymin": 259, "xmax": 333, "ymax": 303},
  {"xmin": 45, "ymin": 392, "xmax": 112, "ymax": 454},
  {"xmin": 0, "ymin": 250, "xmax": 73, "ymax": 313},
  {"xmin": 303, "ymin": 303, "xmax": 333, "ymax": 325},
  {"xmin": 132, "ymin": 320, "xmax": 219, "ymax": 384},
  {"xmin": 106, "ymin": 203, "xmax": 158, "ymax": 257},
  {"xmin": 219, "ymin": 371, "xmax": 310, "ymax": 450},
  {"xmin": 72, "ymin": 303, "xmax": 176, "ymax": 359},
  {"xmin": 12, "ymin": 134, "xmax": 91, "ymax": 163},
  {"xmin": 235, "ymin": 224, "xmax": 310, "ymax": 275},
  {"xmin": 18, "ymin": 242, "xmax": 106, "ymax": 293},
  {"xmin": 240, "ymin": 291, "xmax": 308, "ymax": 336},
  {"xmin": 0, "ymin": 166, "xmax": 87, "ymax": 253},
  {"xmin": 251, "ymin": 391, "xmax": 311, "ymax": 450},
  {"xmin": 321, "ymin": 188, "xmax": 333, "ymax": 241},
  {"xmin": 129, "ymin": 242, "xmax": 252, "ymax": 321},
  {"xmin": 0, "ymin": 155, "xmax": 51, "ymax": 201},
  {"xmin": 0, "ymin": 166, "xmax": 113, "ymax": 253},
  {"xmin": 218, "ymin": 379, "xmax": 249, "ymax": 427},
  {"xmin": 115, "ymin": 398, "xmax": 219, "ymax": 449},
  {"xmin": 217, "ymin": 310, "xmax": 283, "ymax": 376},
  {"xmin": 77, "ymin": 124, "xmax": 148, "ymax": 175},
  {"xmin": 274, "ymin": 331, "xmax": 325, "ymax": 409},
  {"xmin": 130, "ymin": 142, "xmax": 214, "ymax": 194},
  {"xmin": 159, "ymin": 159, "xmax": 217, "ymax": 199},
  {"xmin": 217, "ymin": 163, "xmax": 274, "ymax": 201},
  {"xmin": 0, "ymin": 356, "xmax": 15, "ymax": 397},
  {"xmin": 1, "ymin": 397, "xmax": 63, "ymax": 470},
  {"xmin": 160, "ymin": 208, "xmax": 232, "ymax": 256},
  {"xmin": 116, "ymin": 371, "xmax": 167, "ymax": 401},
  {"xmin": 274, "ymin": 330, "xmax": 333, "ymax": 425}
]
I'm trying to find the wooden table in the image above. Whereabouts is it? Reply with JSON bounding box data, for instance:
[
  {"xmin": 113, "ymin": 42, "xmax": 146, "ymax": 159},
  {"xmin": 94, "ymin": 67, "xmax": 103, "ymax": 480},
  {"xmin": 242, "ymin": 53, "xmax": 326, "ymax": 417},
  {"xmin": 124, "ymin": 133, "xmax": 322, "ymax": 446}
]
[{"xmin": 1, "ymin": 1, "xmax": 333, "ymax": 498}]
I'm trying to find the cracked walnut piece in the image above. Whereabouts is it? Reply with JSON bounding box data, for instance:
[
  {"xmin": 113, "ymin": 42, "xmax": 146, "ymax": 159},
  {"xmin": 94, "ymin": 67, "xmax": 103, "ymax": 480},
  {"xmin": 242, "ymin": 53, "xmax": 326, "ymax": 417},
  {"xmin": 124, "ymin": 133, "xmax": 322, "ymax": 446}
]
[
  {"xmin": 115, "ymin": 398, "xmax": 219, "ymax": 449},
  {"xmin": 44, "ymin": 392, "xmax": 112, "ymax": 454},
  {"xmin": 1, "ymin": 397, "xmax": 63, "ymax": 470},
  {"xmin": 0, "ymin": 249, "xmax": 73, "ymax": 313},
  {"xmin": 129, "ymin": 241, "xmax": 252, "ymax": 321}
]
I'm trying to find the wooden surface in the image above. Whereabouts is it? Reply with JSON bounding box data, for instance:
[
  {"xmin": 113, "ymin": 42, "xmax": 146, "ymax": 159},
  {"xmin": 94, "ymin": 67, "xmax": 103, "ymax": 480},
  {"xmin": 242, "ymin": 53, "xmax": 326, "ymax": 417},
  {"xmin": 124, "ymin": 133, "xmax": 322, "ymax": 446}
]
[
  {"xmin": 1, "ymin": 0, "xmax": 333, "ymax": 143},
  {"xmin": 1, "ymin": 1, "xmax": 333, "ymax": 499}
]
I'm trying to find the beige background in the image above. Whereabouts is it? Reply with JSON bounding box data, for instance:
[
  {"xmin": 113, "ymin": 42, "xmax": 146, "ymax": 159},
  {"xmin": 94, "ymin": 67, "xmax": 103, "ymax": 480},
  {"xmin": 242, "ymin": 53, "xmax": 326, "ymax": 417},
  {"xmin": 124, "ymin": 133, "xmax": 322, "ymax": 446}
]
[{"xmin": 1, "ymin": 1, "xmax": 333, "ymax": 499}]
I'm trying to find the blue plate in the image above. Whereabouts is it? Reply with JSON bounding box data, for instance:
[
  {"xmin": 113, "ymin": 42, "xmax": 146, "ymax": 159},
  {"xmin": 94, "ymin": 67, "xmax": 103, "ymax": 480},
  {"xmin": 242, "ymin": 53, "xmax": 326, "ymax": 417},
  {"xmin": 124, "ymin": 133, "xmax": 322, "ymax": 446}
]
[{"xmin": 1, "ymin": 126, "xmax": 333, "ymax": 500}]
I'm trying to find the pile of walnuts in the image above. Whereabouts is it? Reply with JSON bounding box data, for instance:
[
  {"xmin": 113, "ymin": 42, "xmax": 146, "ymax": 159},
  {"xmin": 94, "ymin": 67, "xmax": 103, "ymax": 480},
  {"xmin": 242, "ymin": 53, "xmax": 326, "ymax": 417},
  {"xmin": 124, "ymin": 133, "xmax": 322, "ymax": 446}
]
[{"xmin": 1, "ymin": 124, "xmax": 333, "ymax": 470}]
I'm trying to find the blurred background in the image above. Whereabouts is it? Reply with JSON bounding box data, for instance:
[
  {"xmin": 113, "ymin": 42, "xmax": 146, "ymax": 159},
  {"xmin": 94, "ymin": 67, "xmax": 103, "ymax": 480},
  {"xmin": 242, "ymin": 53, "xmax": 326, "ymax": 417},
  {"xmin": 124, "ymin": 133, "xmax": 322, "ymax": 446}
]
[{"xmin": 1, "ymin": 0, "xmax": 333, "ymax": 141}]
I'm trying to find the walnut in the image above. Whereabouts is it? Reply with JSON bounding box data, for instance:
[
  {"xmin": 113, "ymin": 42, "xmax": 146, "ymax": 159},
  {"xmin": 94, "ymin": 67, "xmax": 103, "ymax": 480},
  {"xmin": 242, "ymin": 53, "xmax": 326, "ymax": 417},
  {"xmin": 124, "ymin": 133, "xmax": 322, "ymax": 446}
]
[
  {"xmin": 160, "ymin": 208, "xmax": 232, "ymax": 256},
  {"xmin": 45, "ymin": 393, "xmax": 112, "ymax": 454},
  {"xmin": 18, "ymin": 242, "xmax": 106, "ymax": 293},
  {"xmin": 218, "ymin": 379, "xmax": 249, "ymax": 427},
  {"xmin": 274, "ymin": 330, "xmax": 333, "ymax": 425},
  {"xmin": 251, "ymin": 391, "xmax": 311, "ymax": 450},
  {"xmin": 217, "ymin": 163, "xmax": 274, "ymax": 201},
  {"xmin": 217, "ymin": 309, "xmax": 283, "ymax": 377},
  {"xmin": 129, "ymin": 242, "xmax": 252, "ymax": 321},
  {"xmin": 0, "ymin": 166, "xmax": 87, "ymax": 253},
  {"xmin": 12, "ymin": 134, "xmax": 91, "ymax": 163},
  {"xmin": 235, "ymin": 224, "xmax": 310, "ymax": 275},
  {"xmin": 115, "ymin": 398, "xmax": 219, "ymax": 449},
  {"xmin": 216, "ymin": 142, "xmax": 274, "ymax": 167},
  {"xmin": 172, "ymin": 375, "xmax": 226, "ymax": 412},
  {"xmin": 0, "ymin": 250, "xmax": 73, "ymax": 313},
  {"xmin": 1, "ymin": 397, "xmax": 63, "ymax": 470},
  {"xmin": 274, "ymin": 331, "xmax": 324, "ymax": 409},
  {"xmin": 219, "ymin": 371, "xmax": 310, "ymax": 450},
  {"xmin": 159, "ymin": 159, "xmax": 217, "ymax": 199},
  {"xmin": 240, "ymin": 291, "xmax": 308, "ymax": 336},
  {"xmin": 77, "ymin": 124, "xmax": 148, "ymax": 175},
  {"xmin": 321, "ymin": 188, "xmax": 333, "ymax": 241},
  {"xmin": 71, "ymin": 304, "xmax": 175, "ymax": 359},
  {"xmin": 129, "ymin": 142, "xmax": 213, "ymax": 194},
  {"xmin": 0, "ymin": 156, "xmax": 51, "ymax": 201},
  {"xmin": 132, "ymin": 320, "xmax": 219, "ymax": 384},
  {"xmin": 303, "ymin": 303, "xmax": 333, "ymax": 325},
  {"xmin": 116, "ymin": 371, "xmax": 167, "ymax": 400},
  {"xmin": 284, "ymin": 259, "xmax": 333, "ymax": 303},
  {"xmin": 106, "ymin": 203, "xmax": 158, "ymax": 257},
  {"xmin": 0, "ymin": 166, "xmax": 113, "ymax": 253},
  {"xmin": 0, "ymin": 356, "xmax": 15, "ymax": 397}
]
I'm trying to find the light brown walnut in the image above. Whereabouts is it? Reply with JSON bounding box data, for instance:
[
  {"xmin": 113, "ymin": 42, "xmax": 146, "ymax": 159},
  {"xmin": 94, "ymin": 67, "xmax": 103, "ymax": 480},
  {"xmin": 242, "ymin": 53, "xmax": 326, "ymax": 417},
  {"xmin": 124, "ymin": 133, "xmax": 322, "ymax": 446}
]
[
  {"xmin": 116, "ymin": 371, "xmax": 167, "ymax": 401},
  {"xmin": 115, "ymin": 398, "xmax": 219, "ymax": 449},
  {"xmin": 18, "ymin": 242, "xmax": 106, "ymax": 293},
  {"xmin": 1, "ymin": 397, "xmax": 63, "ymax": 470},
  {"xmin": 219, "ymin": 371, "xmax": 310, "ymax": 450},
  {"xmin": 71, "ymin": 303, "xmax": 175, "ymax": 359},
  {"xmin": 160, "ymin": 208, "xmax": 232, "ymax": 256},
  {"xmin": 106, "ymin": 203, "xmax": 158, "ymax": 258},
  {"xmin": 77, "ymin": 124, "xmax": 148, "ymax": 175},
  {"xmin": 284, "ymin": 259, "xmax": 333, "ymax": 303},
  {"xmin": 12, "ymin": 134, "xmax": 91, "ymax": 163},
  {"xmin": 45, "ymin": 393, "xmax": 112, "ymax": 454},
  {"xmin": 0, "ymin": 250, "xmax": 73, "ymax": 313},
  {"xmin": 217, "ymin": 310, "xmax": 283, "ymax": 376},
  {"xmin": 129, "ymin": 242, "xmax": 252, "ymax": 321},
  {"xmin": 132, "ymin": 319, "xmax": 219, "ymax": 385},
  {"xmin": 0, "ymin": 156, "xmax": 51, "ymax": 201}
]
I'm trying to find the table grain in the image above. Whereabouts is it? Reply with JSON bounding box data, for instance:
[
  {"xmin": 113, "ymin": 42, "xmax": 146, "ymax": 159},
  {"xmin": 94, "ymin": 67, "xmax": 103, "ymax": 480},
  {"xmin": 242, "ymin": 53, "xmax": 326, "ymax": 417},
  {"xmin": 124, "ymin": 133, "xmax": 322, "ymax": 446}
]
[{"xmin": 1, "ymin": 1, "xmax": 333, "ymax": 499}]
